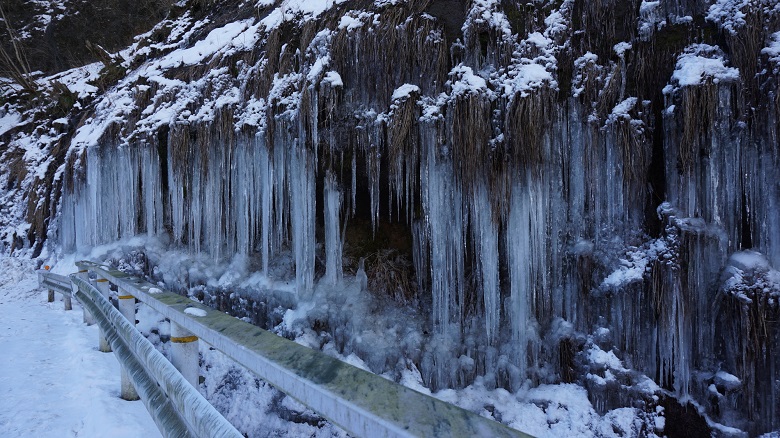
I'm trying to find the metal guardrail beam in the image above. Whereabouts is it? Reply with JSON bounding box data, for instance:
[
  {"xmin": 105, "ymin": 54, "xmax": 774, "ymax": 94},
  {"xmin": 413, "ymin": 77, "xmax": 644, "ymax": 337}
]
[
  {"xmin": 70, "ymin": 275, "xmax": 242, "ymax": 438},
  {"xmin": 78, "ymin": 261, "xmax": 532, "ymax": 438},
  {"xmin": 37, "ymin": 270, "xmax": 72, "ymax": 310},
  {"xmin": 38, "ymin": 271, "xmax": 71, "ymax": 293},
  {"xmin": 70, "ymin": 276, "xmax": 193, "ymax": 437}
]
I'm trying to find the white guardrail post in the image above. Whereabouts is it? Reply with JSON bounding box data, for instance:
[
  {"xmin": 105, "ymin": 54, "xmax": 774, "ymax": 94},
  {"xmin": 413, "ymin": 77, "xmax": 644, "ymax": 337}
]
[
  {"xmin": 95, "ymin": 278, "xmax": 112, "ymax": 353},
  {"xmin": 118, "ymin": 286, "xmax": 140, "ymax": 401}
]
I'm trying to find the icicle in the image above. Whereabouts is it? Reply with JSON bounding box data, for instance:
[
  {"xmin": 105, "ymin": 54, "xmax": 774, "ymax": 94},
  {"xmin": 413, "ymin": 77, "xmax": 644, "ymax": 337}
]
[
  {"xmin": 351, "ymin": 151, "xmax": 357, "ymax": 216},
  {"xmin": 422, "ymin": 124, "xmax": 464, "ymax": 332},
  {"xmin": 472, "ymin": 181, "xmax": 500, "ymax": 346},
  {"xmin": 290, "ymin": 142, "xmax": 316, "ymax": 297},
  {"xmin": 323, "ymin": 171, "xmax": 343, "ymax": 285},
  {"xmin": 368, "ymin": 144, "xmax": 380, "ymax": 236},
  {"xmin": 231, "ymin": 140, "xmax": 245, "ymax": 255},
  {"xmin": 507, "ymin": 177, "xmax": 531, "ymax": 381},
  {"xmin": 167, "ymin": 136, "xmax": 185, "ymax": 246},
  {"xmin": 86, "ymin": 146, "xmax": 100, "ymax": 245},
  {"xmin": 190, "ymin": 153, "xmax": 202, "ymax": 255},
  {"xmin": 74, "ymin": 174, "xmax": 90, "ymax": 249},
  {"xmin": 506, "ymin": 171, "xmax": 546, "ymax": 382},
  {"xmin": 258, "ymin": 135, "xmax": 273, "ymax": 275},
  {"xmin": 141, "ymin": 147, "xmax": 163, "ymax": 237},
  {"xmin": 412, "ymin": 220, "xmax": 428, "ymax": 294},
  {"xmin": 59, "ymin": 187, "xmax": 76, "ymax": 251},
  {"xmin": 203, "ymin": 142, "xmax": 226, "ymax": 260},
  {"xmin": 115, "ymin": 146, "xmax": 137, "ymax": 240},
  {"xmin": 356, "ymin": 257, "xmax": 367, "ymax": 292},
  {"xmin": 273, "ymin": 130, "xmax": 287, "ymax": 257}
]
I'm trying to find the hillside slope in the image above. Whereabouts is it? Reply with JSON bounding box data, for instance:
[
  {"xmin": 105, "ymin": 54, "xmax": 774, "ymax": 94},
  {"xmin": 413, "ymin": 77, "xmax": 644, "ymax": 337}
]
[{"xmin": 2, "ymin": 0, "xmax": 780, "ymax": 435}]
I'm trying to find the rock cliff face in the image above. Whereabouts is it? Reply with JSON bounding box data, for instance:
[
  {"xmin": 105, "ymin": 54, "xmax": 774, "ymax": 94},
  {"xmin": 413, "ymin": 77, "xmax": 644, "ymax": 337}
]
[{"xmin": 2, "ymin": 0, "xmax": 780, "ymax": 434}]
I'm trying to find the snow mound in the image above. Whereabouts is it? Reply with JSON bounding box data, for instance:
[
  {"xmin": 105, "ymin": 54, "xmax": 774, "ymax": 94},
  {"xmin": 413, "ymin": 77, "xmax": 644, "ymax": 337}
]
[
  {"xmin": 706, "ymin": 0, "xmax": 749, "ymax": 35},
  {"xmin": 671, "ymin": 44, "xmax": 740, "ymax": 87},
  {"xmin": 185, "ymin": 307, "xmax": 208, "ymax": 317},
  {"xmin": 762, "ymin": 32, "xmax": 780, "ymax": 66},
  {"xmin": 391, "ymin": 83, "xmax": 420, "ymax": 101},
  {"xmin": 721, "ymin": 250, "xmax": 780, "ymax": 305}
]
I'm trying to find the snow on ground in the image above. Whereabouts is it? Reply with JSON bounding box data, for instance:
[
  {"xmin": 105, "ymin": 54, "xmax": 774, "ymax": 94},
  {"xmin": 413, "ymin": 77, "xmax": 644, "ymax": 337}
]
[
  {"xmin": 433, "ymin": 381, "xmax": 646, "ymax": 438},
  {"xmin": 0, "ymin": 256, "xmax": 160, "ymax": 438}
]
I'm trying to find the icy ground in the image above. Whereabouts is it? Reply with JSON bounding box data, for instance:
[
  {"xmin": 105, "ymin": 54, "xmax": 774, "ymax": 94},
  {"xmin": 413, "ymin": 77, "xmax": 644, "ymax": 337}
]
[{"xmin": 0, "ymin": 256, "xmax": 160, "ymax": 437}]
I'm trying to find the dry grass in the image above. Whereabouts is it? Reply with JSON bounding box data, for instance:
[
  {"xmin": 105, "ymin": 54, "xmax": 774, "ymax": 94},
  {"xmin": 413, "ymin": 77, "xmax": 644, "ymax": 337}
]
[
  {"xmin": 726, "ymin": 4, "xmax": 771, "ymax": 109},
  {"xmin": 330, "ymin": 7, "xmax": 448, "ymax": 108},
  {"xmin": 679, "ymin": 84, "xmax": 718, "ymax": 171},
  {"xmin": 505, "ymin": 90, "xmax": 554, "ymax": 169},
  {"xmin": 387, "ymin": 89, "xmax": 420, "ymax": 221},
  {"xmin": 366, "ymin": 249, "xmax": 417, "ymax": 304},
  {"xmin": 450, "ymin": 93, "xmax": 492, "ymax": 182},
  {"xmin": 611, "ymin": 113, "xmax": 651, "ymax": 205}
]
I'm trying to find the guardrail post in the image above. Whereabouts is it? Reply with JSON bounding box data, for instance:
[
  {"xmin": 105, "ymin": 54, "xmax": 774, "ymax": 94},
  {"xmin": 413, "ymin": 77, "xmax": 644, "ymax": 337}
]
[
  {"xmin": 118, "ymin": 287, "xmax": 139, "ymax": 401},
  {"xmin": 95, "ymin": 279, "xmax": 112, "ymax": 353},
  {"xmin": 77, "ymin": 270, "xmax": 95, "ymax": 325},
  {"xmin": 171, "ymin": 322, "xmax": 199, "ymax": 387},
  {"xmin": 39, "ymin": 268, "xmax": 55, "ymax": 303},
  {"xmin": 64, "ymin": 280, "xmax": 73, "ymax": 311}
]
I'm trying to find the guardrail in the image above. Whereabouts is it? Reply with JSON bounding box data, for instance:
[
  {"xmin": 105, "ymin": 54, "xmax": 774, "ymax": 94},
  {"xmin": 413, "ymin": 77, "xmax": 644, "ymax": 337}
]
[
  {"xmin": 37, "ymin": 270, "xmax": 72, "ymax": 309},
  {"xmin": 70, "ymin": 276, "xmax": 242, "ymax": 437},
  {"xmin": 39, "ymin": 261, "xmax": 531, "ymax": 438}
]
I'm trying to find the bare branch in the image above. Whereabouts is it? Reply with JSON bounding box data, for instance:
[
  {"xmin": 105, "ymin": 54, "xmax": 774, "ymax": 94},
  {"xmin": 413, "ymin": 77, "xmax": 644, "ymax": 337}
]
[{"xmin": 0, "ymin": 5, "xmax": 38, "ymax": 94}]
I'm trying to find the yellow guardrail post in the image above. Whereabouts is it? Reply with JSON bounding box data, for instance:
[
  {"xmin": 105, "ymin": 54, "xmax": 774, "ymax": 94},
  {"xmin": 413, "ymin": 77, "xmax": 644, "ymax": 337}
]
[{"xmin": 171, "ymin": 322, "xmax": 199, "ymax": 387}]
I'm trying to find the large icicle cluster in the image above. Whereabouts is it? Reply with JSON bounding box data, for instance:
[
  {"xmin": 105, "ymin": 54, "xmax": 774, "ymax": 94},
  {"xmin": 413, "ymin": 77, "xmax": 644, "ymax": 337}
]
[{"xmin": 2, "ymin": 0, "xmax": 777, "ymax": 435}]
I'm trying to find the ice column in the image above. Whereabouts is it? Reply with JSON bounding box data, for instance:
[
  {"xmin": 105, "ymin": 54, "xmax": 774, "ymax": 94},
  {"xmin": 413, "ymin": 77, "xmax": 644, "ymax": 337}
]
[
  {"xmin": 290, "ymin": 143, "xmax": 315, "ymax": 296},
  {"xmin": 422, "ymin": 131, "xmax": 465, "ymax": 331},
  {"xmin": 507, "ymin": 173, "xmax": 544, "ymax": 380},
  {"xmin": 324, "ymin": 172, "xmax": 343, "ymax": 285},
  {"xmin": 62, "ymin": 144, "xmax": 164, "ymax": 251},
  {"xmin": 140, "ymin": 147, "xmax": 163, "ymax": 237},
  {"xmin": 472, "ymin": 182, "xmax": 500, "ymax": 345},
  {"xmin": 60, "ymin": 188, "xmax": 76, "ymax": 251},
  {"xmin": 232, "ymin": 140, "xmax": 251, "ymax": 256},
  {"xmin": 258, "ymin": 137, "xmax": 273, "ymax": 275},
  {"xmin": 168, "ymin": 143, "xmax": 186, "ymax": 247}
]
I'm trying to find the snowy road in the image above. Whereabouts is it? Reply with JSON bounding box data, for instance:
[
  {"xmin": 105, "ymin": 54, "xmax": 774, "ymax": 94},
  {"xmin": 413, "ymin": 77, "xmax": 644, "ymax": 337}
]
[{"xmin": 0, "ymin": 257, "xmax": 160, "ymax": 437}]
